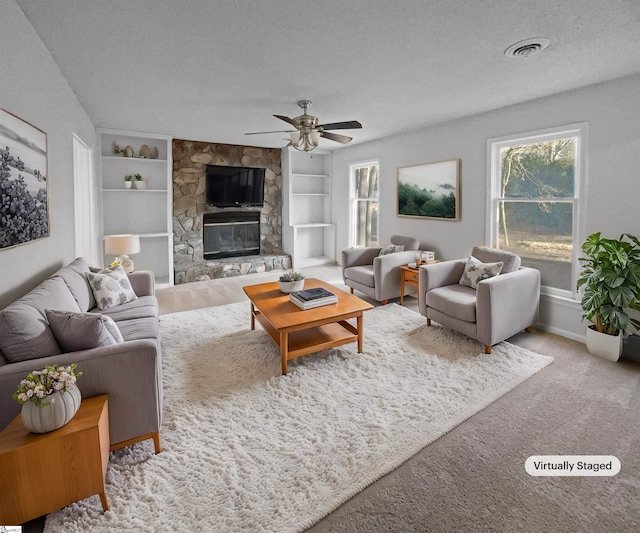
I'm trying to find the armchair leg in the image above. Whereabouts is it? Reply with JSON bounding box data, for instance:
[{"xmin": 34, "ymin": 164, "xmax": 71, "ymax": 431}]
[
  {"xmin": 525, "ymin": 326, "xmax": 533, "ymax": 333},
  {"xmin": 382, "ymin": 299, "xmax": 388, "ymax": 305},
  {"xmin": 484, "ymin": 345, "xmax": 492, "ymax": 354},
  {"xmin": 426, "ymin": 318, "xmax": 431, "ymax": 326},
  {"xmin": 350, "ymin": 288, "xmax": 354, "ymax": 294}
]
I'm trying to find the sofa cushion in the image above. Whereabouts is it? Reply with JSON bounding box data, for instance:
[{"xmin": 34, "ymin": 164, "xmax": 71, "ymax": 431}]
[
  {"xmin": 344, "ymin": 265, "xmax": 375, "ymax": 288},
  {"xmin": 459, "ymin": 256, "xmax": 504, "ymax": 289},
  {"xmin": 426, "ymin": 285, "xmax": 477, "ymax": 323},
  {"xmin": 86, "ymin": 266, "xmax": 138, "ymax": 310},
  {"xmin": 45, "ymin": 309, "xmax": 124, "ymax": 352},
  {"xmin": 116, "ymin": 316, "xmax": 160, "ymax": 342},
  {"xmin": 95, "ymin": 295, "xmax": 159, "ymax": 322},
  {"xmin": 471, "ymin": 246, "xmax": 520, "ymax": 274},
  {"xmin": 52, "ymin": 257, "xmax": 96, "ymax": 312},
  {"xmin": 0, "ymin": 277, "xmax": 81, "ymax": 362}
]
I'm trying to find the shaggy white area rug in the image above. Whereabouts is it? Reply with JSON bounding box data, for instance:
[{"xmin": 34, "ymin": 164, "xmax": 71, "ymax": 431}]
[{"xmin": 44, "ymin": 302, "xmax": 552, "ymax": 533}]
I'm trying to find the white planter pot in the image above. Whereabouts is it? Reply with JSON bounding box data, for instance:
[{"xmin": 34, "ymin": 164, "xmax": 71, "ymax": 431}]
[
  {"xmin": 278, "ymin": 280, "xmax": 304, "ymax": 293},
  {"xmin": 21, "ymin": 384, "xmax": 82, "ymax": 433},
  {"xmin": 585, "ymin": 327, "xmax": 623, "ymax": 362}
]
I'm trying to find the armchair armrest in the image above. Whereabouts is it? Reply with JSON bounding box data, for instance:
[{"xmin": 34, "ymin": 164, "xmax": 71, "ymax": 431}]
[
  {"xmin": 342, "ymin": 247, "xmax": 382, "ymax": 269},
  {"xmin": 476, "ymin": 267, "xmax": 541, "ymax": 346},
  {"xmin": 418, "ymin": 260, "xmax": 466, "ymax": 315},
  {"xmin": 373, "ymin": 250, "xmax": 419, "ymax": 301},
  {"xmin": 127, "ymin": 270, "xmax": 155, "ymax": 296}
]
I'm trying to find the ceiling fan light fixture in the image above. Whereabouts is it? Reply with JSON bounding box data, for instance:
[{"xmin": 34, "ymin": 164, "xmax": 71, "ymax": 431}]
[{"xmin": 289, "ymin": 128, "xmax": 320, "ymax": 152}]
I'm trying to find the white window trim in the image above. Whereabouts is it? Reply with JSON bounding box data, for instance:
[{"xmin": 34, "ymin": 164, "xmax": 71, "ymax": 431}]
[
  {"xmin": 486, "ymin": 123, "xmax": 588, "ymax": 300},
  {"xmin": 349, "ymin": 159, "xmax": 380, "ymax": 248}
]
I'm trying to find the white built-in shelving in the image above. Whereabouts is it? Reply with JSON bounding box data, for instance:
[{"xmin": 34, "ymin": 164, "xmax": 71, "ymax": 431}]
[
  {"xmin": 282, "ymin": 148, "xmax": 336, "ymax": 268},
  {"xmin": 97, "ymin": 128, "xmax": 173, "ymax": 287}
]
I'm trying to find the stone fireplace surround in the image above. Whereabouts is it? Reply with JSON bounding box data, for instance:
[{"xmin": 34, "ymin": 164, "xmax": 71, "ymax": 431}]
[{"xmin": 172, "ymin": 140, "xmax": 290, "ymax": 284}]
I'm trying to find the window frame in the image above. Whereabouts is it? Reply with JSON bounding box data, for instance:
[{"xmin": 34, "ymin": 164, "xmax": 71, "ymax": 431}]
[
  {"xmin": 349, "ymin": 159, "xmax": 380, "ymax": 248},
  {"xmin": 486, "ymin": 123, "xmax": 588, "ymax": 299}
]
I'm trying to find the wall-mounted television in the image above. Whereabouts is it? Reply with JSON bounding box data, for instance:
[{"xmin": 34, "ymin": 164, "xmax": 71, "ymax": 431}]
[{"xmin": 205, "ymin": 165, "xmax": 266, "ymax": 208}]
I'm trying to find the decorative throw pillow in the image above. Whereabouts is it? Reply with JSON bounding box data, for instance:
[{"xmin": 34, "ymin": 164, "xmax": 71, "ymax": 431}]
[
  {"xmin": 459, "ymin": 256, "xmax": 504, "ymax": 289},
  {"xmin": 46, "ymin": 309, "xmax": 124, "ymax": 352},
  {"xmin": 86, "ymin": 266, "xmax": 138, "ymax": 310},
  {"xmin": 378, "ymin": 244, "xmax": 405, "ymax": 256}
]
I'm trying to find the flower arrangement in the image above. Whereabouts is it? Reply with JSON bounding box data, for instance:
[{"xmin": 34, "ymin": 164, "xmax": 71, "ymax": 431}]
[
  {"xmin": 279, "ymin": 271, "xmax": 305, "ymax": 282},
  {"xmin": 13, "ymin": 363, "xmax": 83, "ymax": 407}
]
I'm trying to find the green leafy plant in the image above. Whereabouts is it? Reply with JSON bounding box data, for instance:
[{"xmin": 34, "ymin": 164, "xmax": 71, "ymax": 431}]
[
  {"xmin": 577, "ymin": 232, "xmax": 640, "ymax": 335},
  {"xmin": 125, "ymin": 173, "xmax": 143, "ymax": 182},
  {"xmin": 13, "ymin": 363, "xmax": 83, "ymax": 407},
  {"xmin": 279, "ymin": 271, "xmax": 304, "ymax": 282}
]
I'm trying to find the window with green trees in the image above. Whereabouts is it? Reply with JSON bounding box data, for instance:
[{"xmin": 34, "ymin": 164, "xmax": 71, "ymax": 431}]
[
  {"xmin": 488, "ymin": 125, "xmax": 586, "ymax": 295},
  {"xmin": 350, "ymin": 161, "xmax": 379, "ymax": 247}
]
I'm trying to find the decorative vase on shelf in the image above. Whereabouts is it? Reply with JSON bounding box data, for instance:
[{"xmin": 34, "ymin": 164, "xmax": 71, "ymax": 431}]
[
  {"xmin": 124, "ymin": 145, "xmax": 134, "ymax": 158},
  {"xmin": 21, "ymin": 384, "xmax": 82, "ymax": 433},
  {"xmin": 135, "ymin": 179, "xmax": 145, "ymax": 189},
  {"xmin": 124, "ymin": 180, "xmax": 132, "ymax": 189}
]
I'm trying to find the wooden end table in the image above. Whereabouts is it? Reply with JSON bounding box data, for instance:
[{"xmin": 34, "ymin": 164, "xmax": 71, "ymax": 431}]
[
  {"xmin": 400, "ymin": 265, "xmax": 419, "ymax": 305},
  {"xmin": 0, "ymin": 395, "xmax": 110, "ymax": 526},
  {"xmin": 243, "ymin": 278, "xmax": 373, "ymax": 375}
]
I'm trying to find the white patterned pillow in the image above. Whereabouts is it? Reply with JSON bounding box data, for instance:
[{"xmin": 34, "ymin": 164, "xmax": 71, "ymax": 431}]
[
  {"xmin": 378, "ymin": 244, "xmax": 405, "ymax": 256},
  {"xmin": 459, "ymin": 256, "xmax": 504, "ymax": 289},
  {"xmin": 86, "ymin": 266, "xmax": 138, "ymax": 310}
]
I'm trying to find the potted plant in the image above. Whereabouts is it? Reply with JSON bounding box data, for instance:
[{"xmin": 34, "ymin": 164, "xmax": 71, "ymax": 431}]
[
  {"xmin": 13, "ymin": 363, "xmax": 83, "ymax": 433},
  {"xmin": 278, "ymin": 271, "xmax": 305, "ymax": 293},
  {"xmin": 125, "ymin": 173, "xmax": 145, "ymax": 189},
  {"xmin": 577, "ymin": 232, "xmax": 640, "ymax": 361}
]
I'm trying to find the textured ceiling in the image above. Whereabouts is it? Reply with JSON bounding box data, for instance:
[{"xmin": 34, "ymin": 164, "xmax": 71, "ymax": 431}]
[{"xmin": 16, "ymin": 0, "xmax": 640, "ymax": 149}]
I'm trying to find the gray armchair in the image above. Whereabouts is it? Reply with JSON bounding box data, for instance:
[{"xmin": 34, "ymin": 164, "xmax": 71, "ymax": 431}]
[
  {"xmin": 342, "ymin": 235, "xmax": 421, "ymax": 304},
  {"xmin": 418, "ymin": 246, "xmax": 540, "ymax": 353}
]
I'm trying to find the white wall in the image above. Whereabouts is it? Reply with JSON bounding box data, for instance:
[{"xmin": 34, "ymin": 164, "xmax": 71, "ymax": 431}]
[
  {"xmin": 0, "ymin": 1, "xmax": 97, "ymax": 309},
  {"xmin": 332, "ymin": 73, "xmax": 640, "ymax": 340}
]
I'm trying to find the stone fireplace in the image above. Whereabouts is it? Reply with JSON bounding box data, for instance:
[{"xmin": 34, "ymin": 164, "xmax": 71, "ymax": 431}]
[{"xmin": 172, "ymin": 140, "xmax": 290, "ymax": 284}]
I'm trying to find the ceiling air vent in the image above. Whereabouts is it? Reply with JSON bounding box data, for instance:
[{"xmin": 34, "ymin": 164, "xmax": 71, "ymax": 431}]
[{"xmin": 504, "ymin": 38, "xmax": 550, "ymax": 58}]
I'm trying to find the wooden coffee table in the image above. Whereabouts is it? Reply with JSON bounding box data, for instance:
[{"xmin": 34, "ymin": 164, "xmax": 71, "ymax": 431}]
[{"xmin": 243, "ymin": 278, "xmax": 374, "ymax": 374}]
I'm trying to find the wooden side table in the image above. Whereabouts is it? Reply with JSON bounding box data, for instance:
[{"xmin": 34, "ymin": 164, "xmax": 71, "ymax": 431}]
[
  {"xmin": 400, "ymin": 265, "xmax": 420, "ymax": 305},
  {"xmin": 0, "ymin": 395, "xmax": 110, "ymax": 526}
]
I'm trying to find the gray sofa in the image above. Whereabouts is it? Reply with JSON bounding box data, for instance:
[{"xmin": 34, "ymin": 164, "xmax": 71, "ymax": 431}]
[{"xmin": 0, "ymin": 258, "xmax": 162, "ymax": 452}]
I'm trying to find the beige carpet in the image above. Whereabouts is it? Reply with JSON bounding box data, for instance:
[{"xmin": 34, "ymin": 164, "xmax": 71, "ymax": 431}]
[{"xmin": 44, "ymin": 302, "xmax": 551, "ymax": 532}]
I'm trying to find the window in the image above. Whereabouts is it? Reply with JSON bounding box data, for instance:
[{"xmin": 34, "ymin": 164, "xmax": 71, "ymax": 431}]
[
  {"xmin": 350, "ymin": 160, "xmax": 379, "ymax": 247},
  {"xmin": 488, "ymin": 124, "xmax": 587, "ymax": 297}
]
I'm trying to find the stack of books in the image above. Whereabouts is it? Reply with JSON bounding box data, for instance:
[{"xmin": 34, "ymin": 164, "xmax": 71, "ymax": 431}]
[{"xmin": 290, "ymin": 287, "xmax": 338, "ymax": 310}]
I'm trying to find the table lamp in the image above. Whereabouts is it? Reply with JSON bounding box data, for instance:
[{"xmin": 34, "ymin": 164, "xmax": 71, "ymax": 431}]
[{"xmin": 104, "ymin": 234, "xmax": 140, "ymax": 273}]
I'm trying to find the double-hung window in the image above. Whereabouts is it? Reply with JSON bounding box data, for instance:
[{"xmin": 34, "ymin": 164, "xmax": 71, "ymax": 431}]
[
  {"xmin": 487, "ymin": 124, "xmax": 587, "ymax": 297},
  {"xmin": 349, "ymin": 160, "xmax": 379, "ymax": 248}
]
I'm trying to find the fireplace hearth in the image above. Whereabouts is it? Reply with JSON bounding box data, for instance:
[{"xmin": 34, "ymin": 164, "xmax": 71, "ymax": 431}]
[{"xmin": 203, "ymin": 211, "xmax": 260, "ymax": 260}]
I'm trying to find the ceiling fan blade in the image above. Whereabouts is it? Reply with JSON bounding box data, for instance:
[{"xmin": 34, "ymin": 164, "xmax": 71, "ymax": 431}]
[
  {"xmin": 244, "ymin": 129, "xmax": 295, "ymax": 135},
  {"xmin": 321, "ymin": 131, "xmax": 352, "ymax": 144},
  {"xmin": 317, "ymin": 120, "xmax": 362, "ymax": 131},
  {"xmin": 274, "ymin": 114, "xmax": 300, "ymax": 128}
]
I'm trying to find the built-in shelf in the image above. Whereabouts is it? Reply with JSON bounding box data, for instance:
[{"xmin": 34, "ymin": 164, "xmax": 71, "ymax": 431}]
[
  {"xmin": 282, "ymin": 148, "xmax": 335, "ymax": 269},
  {"xmin": 98, "ymin": 128, "xmax": 173, "ymax": 288}
]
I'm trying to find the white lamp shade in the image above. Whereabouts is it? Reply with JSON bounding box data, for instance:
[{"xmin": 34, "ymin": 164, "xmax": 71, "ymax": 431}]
[
  {"xmin": 104, "ymin": 234, "xmax": 141, "ymax": 255},
  {"xmin": 310, "ymin": 130, "xmax": 321, "ymax": 144},
  {"xmin": 290, "ymin": 131, "xmax": 301, "ymax": 144}
]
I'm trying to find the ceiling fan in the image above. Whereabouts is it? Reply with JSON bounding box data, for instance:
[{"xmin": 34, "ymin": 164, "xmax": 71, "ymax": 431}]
[{"xmin": 245, "ymin": 100, "xmax": 362, "ymax": 151}]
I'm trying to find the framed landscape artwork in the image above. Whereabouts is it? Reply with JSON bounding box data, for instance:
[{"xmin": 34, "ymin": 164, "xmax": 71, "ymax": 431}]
[
  {"xmin": 397, "ymin": 158, "xmax": 460, "ymax": 220},
  {"xmin": 0, "ymin": 109, "xmax": 49, "ymax": 249}
]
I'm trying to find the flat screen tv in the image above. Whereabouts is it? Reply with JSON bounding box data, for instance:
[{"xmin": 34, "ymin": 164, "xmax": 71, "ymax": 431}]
[{"xmin": 205, "ymin": 165, "xmax": 266, "ymax": 207}]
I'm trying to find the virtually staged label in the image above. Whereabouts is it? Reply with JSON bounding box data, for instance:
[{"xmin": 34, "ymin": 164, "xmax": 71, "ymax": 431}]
[{"xmin": 525, "ymin": 455, "xmax": 620, "ymax": 476}]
